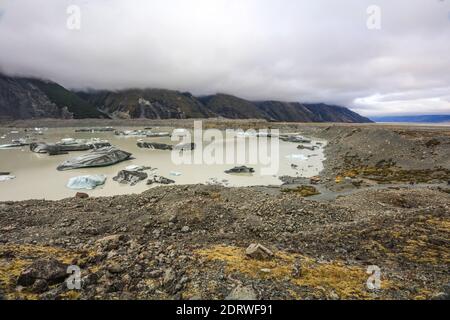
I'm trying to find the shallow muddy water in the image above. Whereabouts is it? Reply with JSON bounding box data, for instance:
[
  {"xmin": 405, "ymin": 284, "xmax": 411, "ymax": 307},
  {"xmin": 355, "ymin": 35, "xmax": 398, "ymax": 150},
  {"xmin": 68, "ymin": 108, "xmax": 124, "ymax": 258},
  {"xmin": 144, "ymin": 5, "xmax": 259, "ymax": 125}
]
[{"xmin": 0, "ymin": 127, "xmax": 326, "ymax": 201}]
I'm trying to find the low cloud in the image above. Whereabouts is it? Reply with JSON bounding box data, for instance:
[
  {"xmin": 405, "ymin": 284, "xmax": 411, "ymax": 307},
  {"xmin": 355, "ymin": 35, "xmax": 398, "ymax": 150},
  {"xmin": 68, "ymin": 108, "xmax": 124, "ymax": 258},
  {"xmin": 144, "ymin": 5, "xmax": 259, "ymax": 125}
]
[{"xmin": 0, "ymin": 0, "xmax": 449, "ymax": 116}]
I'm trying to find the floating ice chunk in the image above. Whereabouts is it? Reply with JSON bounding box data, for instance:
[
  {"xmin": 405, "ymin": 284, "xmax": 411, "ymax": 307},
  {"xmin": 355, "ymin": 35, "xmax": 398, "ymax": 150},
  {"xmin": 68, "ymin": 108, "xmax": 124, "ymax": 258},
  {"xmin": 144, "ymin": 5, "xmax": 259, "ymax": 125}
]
[
  {"xmin": 285, "ymin": 154, "xmax": 308, "ymax": 161},
  {"xmin": 60, "ymin": 138, "xmax": 77, "ymax": 145},
  {"xmin": 125, "ymin": 165, "xmax": 142, "ymax": 171},
  {"xmin": 57, "ymin": 147, "xmax": 132, "ymax": 171},
  {"xmin": 172, "ymin": 128, "xmax": 189, "ymax": 136},
  {"xmin": 236, "ymin": 131, "xmax": 255, "ymax": 137},
  {"xmin": 0, "ymin": 175, "xmax": 16, "ymax": 182},
  {"xmin": 169, "ymin": 171, "xmax": 182, "ymax": 176},
  {"xmin": 67, "ymin": 175, "xmax": 107, "ymax": 190}
]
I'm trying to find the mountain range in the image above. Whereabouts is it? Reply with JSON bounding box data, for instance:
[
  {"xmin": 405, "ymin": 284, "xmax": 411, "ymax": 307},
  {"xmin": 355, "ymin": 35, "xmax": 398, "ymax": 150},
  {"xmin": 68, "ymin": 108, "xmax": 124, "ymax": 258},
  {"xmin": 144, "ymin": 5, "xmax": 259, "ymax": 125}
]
[
  {"xmin": 371, "ymin": 115, "xmax": 450, "ymax": 124},
  {"xmin": 0, "ymin": 73, "xmax": 372, "ymax": 123}
]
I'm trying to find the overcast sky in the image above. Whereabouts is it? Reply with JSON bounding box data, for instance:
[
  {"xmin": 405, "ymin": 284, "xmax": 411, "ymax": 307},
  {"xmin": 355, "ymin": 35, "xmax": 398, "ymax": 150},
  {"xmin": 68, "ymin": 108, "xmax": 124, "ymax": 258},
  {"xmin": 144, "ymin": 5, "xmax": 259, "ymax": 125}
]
[{"xmin": 0, "ymin": 0, "xmax": 449, "ymax": 116}]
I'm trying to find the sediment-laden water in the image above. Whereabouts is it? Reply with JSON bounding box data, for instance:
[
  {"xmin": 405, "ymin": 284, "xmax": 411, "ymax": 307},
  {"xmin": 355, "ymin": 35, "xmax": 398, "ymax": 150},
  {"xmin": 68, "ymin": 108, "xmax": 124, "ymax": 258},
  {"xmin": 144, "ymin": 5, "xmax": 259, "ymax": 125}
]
[{"xmin": 0, "ymin": 127, "xmax": 326, "ymax": 200}]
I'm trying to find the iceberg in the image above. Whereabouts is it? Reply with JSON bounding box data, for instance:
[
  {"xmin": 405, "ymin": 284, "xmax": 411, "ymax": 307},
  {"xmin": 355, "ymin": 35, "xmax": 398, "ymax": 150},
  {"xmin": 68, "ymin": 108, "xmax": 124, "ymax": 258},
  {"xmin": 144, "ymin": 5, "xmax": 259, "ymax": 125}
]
[
  {"xmin": 113, "ymin": 170, "xmax": 148, "ymax": 186},
  {"xmin": 0, "ymin": 175, "xmax": 16, "ymax": 182},
  {"xmin": 285, "ymin": 154, "xmax": 308, "ymax": 161},
  {"xmin": 67, "ymin": 175, "xmax": 107, "ymax": 190},
  {"xmin": 57, "ymin": 147, "xmax": 132, "ymax": 171}
]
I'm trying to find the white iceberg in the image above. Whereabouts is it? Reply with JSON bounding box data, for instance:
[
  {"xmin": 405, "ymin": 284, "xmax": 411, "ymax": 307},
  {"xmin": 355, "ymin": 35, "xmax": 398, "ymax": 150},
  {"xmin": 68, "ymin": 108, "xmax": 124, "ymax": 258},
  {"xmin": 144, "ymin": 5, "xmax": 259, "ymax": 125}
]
[
  {"xmin": 67, "ymin": 175, "xmax": 107, "ymax": 190},
  {"xmin": 60, "ymin": 138, "xmax": 77, "ymax": 145},
  {"xmin": 285, "ymin": 154, "xmax": 308, "ymax": 161},
  {"xmin": 0, "ymin": 175, "xmax": 15, "ymax": 182},
  {"xmin": 169, "ymin": 171, "xmax": 182, "ymax": 176},
  {"xmin": 125, "ymin": 165, "xmax": 146, "ymax": 172},
  {"xmin": 172, "ymin": 128, "xmax": 189, "ymax": 136}
]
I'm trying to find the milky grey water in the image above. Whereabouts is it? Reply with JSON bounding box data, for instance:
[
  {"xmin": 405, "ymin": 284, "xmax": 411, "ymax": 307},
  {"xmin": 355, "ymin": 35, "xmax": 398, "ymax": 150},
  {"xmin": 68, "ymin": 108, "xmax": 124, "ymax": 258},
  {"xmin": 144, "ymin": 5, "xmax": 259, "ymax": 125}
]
[{"xmin": 0, "ymin": 127, "xmax": 326, "ymax": 201}]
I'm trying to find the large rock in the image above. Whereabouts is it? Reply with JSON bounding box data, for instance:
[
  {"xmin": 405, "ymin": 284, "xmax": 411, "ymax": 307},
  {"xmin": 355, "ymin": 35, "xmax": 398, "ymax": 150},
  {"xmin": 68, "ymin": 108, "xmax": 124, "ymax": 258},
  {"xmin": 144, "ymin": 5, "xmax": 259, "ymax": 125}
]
[
  {"xmin": 245, "ymin": 243, "xmax": 274, "ymax": 260},
  {"xmin": 225, "ymin": 285, "xmax": 257, "ymax": 300},
  {"xmin": 432, "ymin": 283, "xmax": 450, "ymax": 300},
  {"xmin": 17, "ymin": 258, "xmax": 68, "ymax": 287}
]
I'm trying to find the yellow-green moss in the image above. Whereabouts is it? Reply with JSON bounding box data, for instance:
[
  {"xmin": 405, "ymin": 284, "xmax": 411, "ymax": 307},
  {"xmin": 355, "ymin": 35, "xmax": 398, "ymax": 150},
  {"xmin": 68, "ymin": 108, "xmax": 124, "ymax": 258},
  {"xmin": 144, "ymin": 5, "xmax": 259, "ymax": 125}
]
[
  {"xmin": 195, "ymin": 245, "xmax": 385, "ymax": 299},
  {"xmin": 0, "ymin": 244, "xmax": 91, "ymax": 300},
  {"xmin": 281, "ymin": 186, "xmax": 320, "ymax": 197},
  {"xmin": 341, "ymin": 167, "xmax": 450, "ymax": 184}
]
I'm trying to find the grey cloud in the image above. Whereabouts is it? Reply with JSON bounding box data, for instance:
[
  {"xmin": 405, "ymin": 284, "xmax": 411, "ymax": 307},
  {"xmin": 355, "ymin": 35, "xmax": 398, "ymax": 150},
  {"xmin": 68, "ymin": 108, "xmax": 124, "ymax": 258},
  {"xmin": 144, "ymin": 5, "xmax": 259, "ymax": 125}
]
[{"xmin": 0, "ymin": 0, "xmax": 449, "ymax": 116}]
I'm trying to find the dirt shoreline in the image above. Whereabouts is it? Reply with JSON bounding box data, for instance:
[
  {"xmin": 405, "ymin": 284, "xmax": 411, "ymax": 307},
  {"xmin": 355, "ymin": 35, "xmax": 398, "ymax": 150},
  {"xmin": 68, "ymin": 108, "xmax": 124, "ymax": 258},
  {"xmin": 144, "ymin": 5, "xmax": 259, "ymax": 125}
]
[{"xmin": 0, "ymin": 120, "xmax": 449, "ymax": 300}]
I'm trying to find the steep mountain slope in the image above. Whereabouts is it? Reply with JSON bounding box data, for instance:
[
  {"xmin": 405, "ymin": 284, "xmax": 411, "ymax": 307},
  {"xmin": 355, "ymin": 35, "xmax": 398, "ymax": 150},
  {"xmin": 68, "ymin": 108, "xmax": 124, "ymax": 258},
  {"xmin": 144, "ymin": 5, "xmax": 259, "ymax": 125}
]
[
  {"xmin": 0, "ymin": 74, "xmax": 104, "ymax": 120},
  {"xmin": 198, "ymin": 94, "xmax": 263, "ymax": 119},
  {"xmin": 25, "ymin": 79, "xmax": 105, "ymax": 119},
  {"xmin": 0, "ymin": 74, "xmax": 63, "ymax": 120},
  {"xmin": 0, "ymin": 73, "xmax": 372, "ymax": 123},
  {"xmin": 80, "ymin": 89, "xmax": 214, "ymax": 119},
  {"xmin": 302, "ymin": 103, "xmax": 371, "ymax": 123},
  {"xmin": 85, "ymin": 90, "xmax": 372, "ymax": 123}
]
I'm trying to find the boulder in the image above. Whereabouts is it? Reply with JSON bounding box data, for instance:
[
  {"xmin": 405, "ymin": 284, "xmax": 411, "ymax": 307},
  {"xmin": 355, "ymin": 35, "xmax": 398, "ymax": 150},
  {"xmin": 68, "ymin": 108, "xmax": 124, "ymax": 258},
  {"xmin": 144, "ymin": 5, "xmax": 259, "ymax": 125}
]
[
  {"xmin": 17, "ymin": 258, "xmax": 68, "ymax": 287},
  {"xmin": 431, "ymin": 283, "xmax": 450, "ymax": 300},
  {"xmin": 75, "ymin": 192, "xmax": 89, "ymax": 199},
  {"xmin": 225, "ymin": 285, "xmax": 257, "ymax": 300},
  {"xmin": 181, "ymin": 226, "xmax": 190, "ymax": 233},
  {"xmin": 310, "ymin": 176, "xmax": 321, "ymax": 185},
  {"xmin": 95, "ymin": 234, "xmax": 124, "ymax": 250},
  {"xmin": 31, "ymin": 279, "xmax": 49, "ymax": 293},
  {"xmin": 245, "ymin": 243, "xmax": 274, "ymax": 260}
]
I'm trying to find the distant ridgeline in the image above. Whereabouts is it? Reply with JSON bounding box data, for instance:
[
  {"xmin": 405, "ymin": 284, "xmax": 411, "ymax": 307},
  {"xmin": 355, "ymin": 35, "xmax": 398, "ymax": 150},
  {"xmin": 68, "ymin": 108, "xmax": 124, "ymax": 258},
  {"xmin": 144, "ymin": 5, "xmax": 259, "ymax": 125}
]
[
  {"xmin": 0, "ymin": 73, "xmax": 372, "ymax": 123},
  {"xmin": 371, "ymin": 115, "xmax": 450, "ymax": 124}
]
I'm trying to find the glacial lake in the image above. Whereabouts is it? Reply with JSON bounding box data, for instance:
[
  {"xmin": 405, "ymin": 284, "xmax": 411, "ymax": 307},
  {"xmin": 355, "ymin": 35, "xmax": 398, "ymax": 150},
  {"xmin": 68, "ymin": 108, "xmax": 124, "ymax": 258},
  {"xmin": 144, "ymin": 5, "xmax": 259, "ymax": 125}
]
[{"xmin": 0, "ymin": 127, "xmax": 326, "ymax": 201}]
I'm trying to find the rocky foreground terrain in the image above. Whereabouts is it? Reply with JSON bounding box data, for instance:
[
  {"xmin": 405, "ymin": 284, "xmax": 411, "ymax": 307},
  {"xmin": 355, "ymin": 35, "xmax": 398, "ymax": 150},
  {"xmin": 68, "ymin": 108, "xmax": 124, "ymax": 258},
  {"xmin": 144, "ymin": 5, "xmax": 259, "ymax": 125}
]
[{"xmin": 0, "ymin": 120, "xmax": 449, "ymax": 300}]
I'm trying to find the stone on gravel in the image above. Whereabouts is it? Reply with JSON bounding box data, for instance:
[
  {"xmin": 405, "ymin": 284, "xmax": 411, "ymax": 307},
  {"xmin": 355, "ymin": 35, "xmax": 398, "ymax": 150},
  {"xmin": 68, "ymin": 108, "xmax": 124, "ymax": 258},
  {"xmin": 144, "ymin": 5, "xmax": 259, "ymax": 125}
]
[
  {"xmin": 225, "ymin": 285, "xmax": 257, "ymax": 300},
  {"xmin": 75, "ymin": 192, "xmax": 89, "ymax": 199},
  {"xmin": 31, "ymin": 279, "xmax": 49, "ymax": 293},
  {"xmin": 17, "ymin": 258, "xmax": 68, "ymax": 286},
  {"xmin": 245, "ymin": 243, "xmax": 274, "ymax": 260}
]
